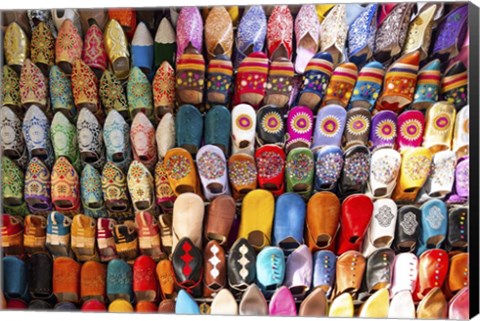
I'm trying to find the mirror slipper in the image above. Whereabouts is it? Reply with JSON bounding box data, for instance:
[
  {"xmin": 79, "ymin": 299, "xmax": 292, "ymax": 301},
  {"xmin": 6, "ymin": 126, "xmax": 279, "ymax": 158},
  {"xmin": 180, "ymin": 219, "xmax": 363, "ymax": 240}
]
[{"xmin": 285, "ymin": 148, "xmax": 314, "ymax": 197}]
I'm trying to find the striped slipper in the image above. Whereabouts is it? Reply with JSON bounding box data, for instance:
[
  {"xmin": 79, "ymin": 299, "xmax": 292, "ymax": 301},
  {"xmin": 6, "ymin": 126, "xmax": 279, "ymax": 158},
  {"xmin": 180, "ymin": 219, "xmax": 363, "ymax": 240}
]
[
  {"xmin": 264, "ymin": 58, "xmax": 294, "ymax": 108},
  {"xmin": 412, "ymin": 59, "xmax": 441, "ymax": 111},
  {"xmin": 206, "ymin": 54, "xmax": 233, "ymax": 107},
  {"xmin": 176, "ymin": 49, "xmax": 206, "ymax": 106},
  {"xmin": 441, "ymin": 61, "xmax": 468, "ymax": 111},
  {"xmin": 233, "ymin": 51, "xmax": 269, "ymax": 108},
  {"xmin": 349, "ymin": 61, "xmax": 384, "ymax": 110},
  {"xmin": 322, "ymin": 62, "xmax": 358, "ymax": 108}
]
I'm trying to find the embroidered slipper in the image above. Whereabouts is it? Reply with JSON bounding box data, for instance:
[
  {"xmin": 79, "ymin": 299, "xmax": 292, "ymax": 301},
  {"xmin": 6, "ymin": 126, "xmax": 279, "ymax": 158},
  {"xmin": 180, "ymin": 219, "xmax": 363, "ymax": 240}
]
[
  {"xmin": 397, "ymin": 110, "xmax": 425, "ymax": 151},
  {"xmin": 267, "ymin": 5, "xmax": 293, "ymax": 61},
  {"xmin": 338, "ymin": 145, "xmax": 371, "ymax": 196},
  {"xmin": 314, "ymin": 146, "xmax": 344, "ymax": 191},
  {"xmin": 52, "ymin": 9, "xmax": 82, "ymax": 37},
  {"xmin": 71, "ymin": 59, "xmax": 100, "ymax": 115},
  {"xmin": 196, "ymin": 145, "xmax": 230, "ymax": 201},
  {"xmin": 131, "ymin": 22, "xmax": 154, "ymax": 77},
  {"xmin": 22, "ymin": 105, "xmax": 54, "ymax": 168},
  {"xmin": 369, "ymin": 110, "xmax": 398, "ymax": 151},
  {"xmin": 104, "ymin": 19, "xmax": 130, "ymax": 80},
  {"xmin": 51, "ymin": 112, "xmax": 81, "ymax": 171},
  {"xmin": 234, "ymin": 5, "xmax": 267, "ymax": 68},
  {"xmin": 172, "ymin": 194, "xmax": 205, "ymax": 249},
  {"xmin": 82, "ymin": 24, "xmax": 108, "ymax": 79},
  {"xmin": 205, "ymin": 6, "xmax": 233, "ymax": 61},
  {"xmin": 71, "ymin": 214, "xmax": 98, "ymax": 261},
  {"xmin": 152, "ymin": 61, "xmax": 175, "ymax": 118},
  {"xmin": 97, "ymin": 218, "xmax": 118, "ymax": 262},
  {"xmin": 297, "ymin": 52, "xmax": 334, "ymax": 110},
  {"xmin": 233, "ymin": 51, "xmax": 269, "ymax": 108},
  {"xmin": 1, "ymin": 106, "xmax": 28, "ymax": 170},
  {"xmin": 441, "ymin": 61, "xmax": 468, "ymax": 111},
  {"xmin": 1, "ymin": 156, "xmax": 28, "ymax": 217},
  {"xmin": 285, "ymin": 148, "xmax": 314, "ymax": 197},
  {"xmin": 19, "ymin": 59, "xmax": 48, "ymax": 109},
  {"xmin": 49, "ymin": 66, "xmax": 76, "ymax": 120},
  {"xmin": 423, "ymin": 102, "xmax": 456, "ymax": 154},
  {"xmin": 264, "ymin": 58, "xmax": 294, "ymax": 107},
  {"xmin": 156, "ymin": 113, "xmax": 175, "ymax": 160},
  {"xmin": 53, "ymin": 257, "xmax": 81, "ymax": 303},
  {"xmin": 412, "ymin": 59, "xmax": 441, "ymax": 110},
  {"xmin": 446, "ymin": 155, "xmax": 468, "ymax": 206},
  {"xmin": 206, "ymin": 55, "xmax": 233, "ymax": 107},
  {"xmin": 51, "ymin": 156, "xmax": 81, "ymax": 216},
  {"xmin": 349, "ymin": 61, "xmax": 384, "ymax": 110},
  {"xmin": 402, "ymin": 5, "xmax": 436, "ymax": 61},
  {"xmin": 80, "ymin": 164, "xmax": 107, "ymax": 219},
  {"xmin": 175, "ymin": 104, "xmax": 203, "ymax": 154},
  {"xmin": 46, "ymin": 211, "xmax": 72, "ymax": 257},
  {"xmin": 155, "ymin": 17, "xmax": 176, "ymax": 69},
  {"xmin": 113, "ymin": 220, "xmax": 139, "ymax": 263},
  {"xmin": 231, "ymin": 103, "xmax": 256, "ymax": 155},
  {"xmin": 133, "ymin": 255, "xmax": 158, "ymax": 302},
  {"xmin": 127, "ymin": 161, "xmax": 155, "ymax": 213},
  {"xmin": 345, "ymin": 3, "xmax": 364, "ymax": 25},
  {"xmin": 55, "ymin": 19, "xmax": 83, "ymax": 75},
  {"xmin": 31, "ymin": 21, "xmax": 55, "ymax": 76},
  {"xmin": 312, "ymin": 105, "xmax": 347, "ymax": 150},
  {"xmin": 25, "ymin": 158, "xmax": 52, "ymax": 214},
  {"xmin": 103, "ymin": 110, "xmax": 132, "ymax": 172},
  {"xmin": 347, "ymin": 4, "xmax": 378, "ymax": 68},
  {"xmin": 99, "ymin": 70, "xmax": 129, "ymax": 119},
  {"xmin": 205, "ymin": 105, "xmax": 231, "ymax": 155},
  {"xmin": 164, "ymin": 148, "xmax": 199, "ymax": 195},
  {"xmin": 294, "ymin": 5, "xmax": 320, "ymax": 74},
  {"xmin": 127, "ymin": 66, "xmax": 154, "ymax": 119},
  {"xmin": 417, "ymin": 150, "xmax": 456, "ymax": 203},
  {"xmin": 176, "ymin": 7, "xmax": 203, "ymax": 64},
  {"xmin": 416, "ymin": 200, "xmax": 448, "ymax": 256},
  {"xmin": 106, "ymin": 259, "xmax": 133, "ymax": 302},
  {"xmin": 286, "ymin": 106, "xmax": 314, "ymax": 152},
  {"xmin": 394, "ymin": 207, "xmax": 421, "ymax": 253},
  {"xmin": 344, "ymin": 108, "xmax": 371, "ymax": 148},
  {"xmin": 368, "ymin": 149, "xmax": 401, "ymax": 199},
  {"xmin": 2, "ymin": 66, "xmax": 22, "ymax": 113},
  {"xmin": 238, "ymin": 190, "xmax": 275, "ymax": 251},
  {"xmin": 4, "ymin": 22, "xmax": 30, "ymax": 74},
  {"xmin": 176, "ymin": 48, "xmax": 206, "ymax": 106},
  {"xmin": 306, "ymin": 192, "xmax": 340, "ymax": 252},
  {"xmin": 79, "ymin": 8, "xmax": 108, "ymax": 34},
  {"xmin": 154, "ymin": 161, "xmax": 176, "ymax": 212},
  {"xmin": 256, "ymin": 105, "xmax": 285, "ymax": 147},
  {"xmin": 77, "ymin": 108, "xmax": 106, "ymax": 171},
  {"xmin": 228, "ymin": 153, "xmax": 257, "ymax": 201},
  {"xmin": 392, "ymin": 147, "xmax": 433, "ymax": 203},
  {"xmin": 80, "ymin": 261, "xmax": 106, "ymax": 303},
  {"xmin": 374, "ymin": 3, "xmax": 414, "ymax": 64},
  {"xmin": 453, "ymin": 106, "xmax": 469, "ymax": 158},
  {"xmin": 101, "ymin": 162, "xmax": 133, "ymax": 222},
  {"xmin": 255, "ymin": 145, "xmax": 286, "ymax": 196},
  {"xmin": 320, "ymin": 5, "xmax": 348, "ymax": 66},
  {"xmin": 131, "ymin": 112, "xmax": 157, "ymax": 171}
]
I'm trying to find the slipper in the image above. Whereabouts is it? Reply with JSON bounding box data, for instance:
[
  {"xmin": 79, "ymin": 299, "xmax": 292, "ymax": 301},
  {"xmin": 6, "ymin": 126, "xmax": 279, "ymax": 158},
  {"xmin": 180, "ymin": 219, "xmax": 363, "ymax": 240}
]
[
  {"xmin": 328, "ymin": 293, "xmax": 354, "ymax": 317},
  {"xmin": 364, "ymin": 248, "xmax": 395, "ymax": 295},
  {"xmin": 79, "ymin": 8, "xmax": 108, "ymax": 34},
  {"xmin": 238, "ymin": 190, "xmax": 275, "ymax": 251},
  {"xmin": 176, "ymin": 7, "xmax": 203, "ymax": 64},
  {"xmin": 368, "ymin": 149, "xmax": 401, "ymax": 199},
  {"xmin": 176, "ymin": 49, "xmax": 206, "ymax": 106},
  {"xmin": 412, "ymin": 59, "xmax": 441, "ymax": 110},
  {"xmin": 445, "ymin": 252, "xmax": 469, "ymax": 297},
  {"xmin": 23, "ymin": 106, "xmax": 54, "ymax": 168},
  {"xmin": 51, "ymin": 112, "xmax": 81, "ymax": 171},
  {"xmin": 234, "ymin": 5, "xmax": 267, "ymax": 68},
  {"xmin": 256, "ymin": 105, "xmax": 285, "ymax": 147},
  {"xmin": 333, "ymin": 250, "xmax": 366, "ymax": 298},
  {"xmin": 156, "ymin": 259, "xmax": 175, "ymax": 300},
  {"xmin": 80, "ymin": 261, "xmax": 106, "ymax": 302},
  {"xmin": 228, "ymin": 238, "xmax": 257, "ymax": 292},
  {"xmin": 312, "ymin": 105, "xmax": 347, "ymax": 150},
  {"xmin": 97, "ymin": 218, "xmax": 118, "ymax": 262},
  {"xmin": 285, "ymin": 148, "xmax": 314, "ymax": 197},
  {"xmin": 417, "ymin": 151, "xmax": 456, "ymax": 203},
  {"xmin": 374, "ymin": 4, "xmax": 414, "ymax": 64},
  {"xmin": 175, "ymin": 104, "xmax": 203, "ymax": 154},
  {"xmin": 447, "ymin": 29, "xmax": 469, "ymax": 69},
  {"xmin": 1, "ymin": 157, "xmax": 28, "ymax": 217},
  {"xmin": 24, "ymin": 158, "xmax": 52, "ymax": 214},
  {"xmin": 109, "ymin": 299, "xmax": 134, "ymax": 313},
  {"xmin": 347, "ymin": 4, "xmax": 378, "ymax": 68},
  {"xmin": 448, "ymin": 286, "xmax": 469, "ymax": 320},
  {"xmin": 2, "ymin": 215, "xmax": 24, "ymax": 256},
  {"xmin": 113, "ymin": 220, "xmax": 139, "ymax": 263},
  {"xmin": 415, "ymin": 250, "xmax": 449, "ymax": 301},
  {"xmin": 101, "ymin": 162, "xmax": 133, "ymax": 221},
  {"xmin": 46, "ymin": 211, "xmax": 72, "ymax": 257},
  {"xmin": 172, "ymin": 237, "xmax": 203, "ymax": 297},
  {"xmin": 104, "ymin": 19, "xmax": 130, "ymax": 80},
  {"xmin": 2, "ymin": 66, "xmax": 22, "ymax": 113},
  {"xmin": 231, "ymin": 103, "xmax": 256, "ymax": 155},
  {"xmin": 164, "ymin": 148, "xmax": 199, "ymax": 195},
  {"xmin": 377, "ymin": 3, "xmax": 397, "ymax": 25},
  {"xmin": 77, "ymin": 108, "xmax": 106, "ymax": 171},
  {"xmin": 103, "ymin": 110, "xmax": 132, "ymax": 172},
  {"xmin": 175, "ymin": 289, "xmax": 200, "ymax": 314},
  {"xmin": 286, "ymin": 106, "xmax": 314, "ymax": 152},
  {"xmin": 320, "ymin": 5, "xmax": 348, "ymax": 66},
  {"xmin": 269, "ymin": 286, "xmax": 297, "ymax": 316},
  {"xmin": 52, "ymin": 9, "xmax": 82, "ymax": 35},
  {"xmin": 312, "ymin": 251, "xmax": 336, "ymax": 299},
  {"xmin": 392, "ymin": 147, "xmax": 433, "ymax": 203},
  {"xmin": 155, "ymin": 112, "xmax": 176, "ymax": 160},
  {"xmin": 338, "ymin": 145, "xmax": 371, "ymax": 196},
  {"xmin": 256, "ymin": 247, "xmax": 285, "ymax": 296},
  {"xmin": 82, "ymin": 24, "xmax": 108, "ymax": 79},
  {"xmin": 4, "ymin": 22, "xmax": 30, "ymax": 74},
  {"xmin": 53, "ymin": 257, "xmax": 81, "ymax": 303},
  {"xmin": 204, "ymin": 195, "xmax": 235, "ymax": 245},
  {"xmin": 106, "ymin": 259, "xmax": 133, "ymax": 302},
  {"xmin": 51, "ymin": 157, "xmax": 81, "ymax": 215},
  {"xmin": 273, "ymin": 193, "xmax": 306, "ymax": 252},
  {"xmin": 205, "ymin": 105, "xmax": 231, "ymax": 155},
  {"xmin": 107, "ymin": 8, "xmax": 137, "ymax": 39},
  {"xmin": 203, "ymin": 240, "xmax": 227, "ymax": 297},
  {"xmin": 80, "ymin": 164, "xmax": 107, "ymax": 219},
  {"xmin": 131, "ymin": 22, "xmax": 154, "ymax": 77},
  {"xmin": 99, "ymin": 70, "xmax": 129, "ymax": 119},
  {"xmin": 314, "ymin": 146, "xmax": 344, "ymax": 191},
  {"xmin": 358, "ymin": 288, "xmax": 389, "ymax": 318},
  {"xmin": 19, "ymin": 59, "xmax": 48, "ymax": 109},
  {"xmin": 239, "ymin": 284, "xmax": 268, "ymax": 315},
  {"xmin": 50, "ymin": 66, "xmax": 76, "ymax": 121},
  {"xmin": 206, "ymin": 55, "xmax": 234, "ymax": 107},
  {"xmin": 127, "ymin": 66, "xmax": 154, "ymax": 119},
  {"xmin": 349, "ymin": 61, "xmax": 384, "ymax": 110},
  {"xmin": 306, "ymin": 191, "xmax": 340, "ymax": 252},
  {"xmin": 71, "ymin": 214, "xmax": 98, "ymax": 261},
  {"xmin": 402, "ymin": 5, "xmax": 436, "ymax": 61},
  {"xmin": 211, "ymin": 289, "xmax": 237, "ymax": 315},
  {"xmin": 55, "ymin": 19, "xmax": 83, "ymax": 75},
  {"xmin": 205, "ymin": 6, "xmax": 233, "ymax": 61},
  {"xmin": 28, "ymin": 252, "xmax": 54, "ymax": 300},
  {"xmin": 345, "ymin": 3, "xmax": 365, "ymax": 25},
  {"xmin": 447, "ymin": 155, "xmax": 469, "ymax": 205},
  {"xmin": 154, "ymin": 17, "xmax": 176, "ymax": 69},
  {"xmin": 423, "ymin": 102, "xmax": 456, "ymax": 154},
  {"xmin": 228, "ymin": 153, "xmax": 257, "ymax": 200},
  {"xmin": 299, "ymin": 288, "xmax": 327, "ymax": 317},
  {"xmin": 133, "ymin": 255, "xmax": 158, "ymax": 302},
  {"xmin": 344, "ymin": 108, "xmax": 371, "ymax": 148},
  {"xmin": 369, "ymin": 110, "xmax": 398, "ymax": 151},
  {"xmin": 431, "ymin": 5, "xmax": 468, "ymax": 66},
  {"xmin": 130, "ymin": 112, "xmax": 157, "ymax": 171},
  {"xmin": 196, "ymin": 144, "xmax": 230, "ymax": 200},
  {"xmin": 264, "ymin": 58, "xmax": 294, "ymax": 107},
  {"xmin": 71, "ymin": 59, "xmax": 100, "ymax": 115},
  {"xmin": 441, "ymin": 61, "xmax": 468, "ymax": 111},
  {"xmin": 396, "ymin": 110, "xmax": 425, "ymax": 152},
  {"xmin": 127, "ymin": 161, "xmax": 156, "ymax": 213},
  {"xmin": 1, "ymin": 106, "xmax": 28, "ymax": 170},
  {"xmin": 294, "ymin": 5, "xmax": 320, "ymax": 74},
  {"xmin": 452, "ymin": 106, "xmax": 469, "ymax": 158},
  {"xmin": 255, "ymin": 145, "xmax": 286, "ymax": 196},
  {"xmin": 154, "ymin": 162, "xmax": 176, "ymax": 212},
  {"xmin": 391, "ymin": 252, "xmax": 418, "ymax": 298},
  {"xmin": 31, "ymin": 21, "xmax": 55, "ymax": 76},
  {"xmin": 233, "ymin": 52, "xmax": 269, "ymax": 108},
  {"xmin": 297, "ymin": 52, "xmax": 334, "ymax": 110},
  {"xmin": 446, "ymin": 208, "xmax": 469, "ymax": 252},
  {"xmin": 267, "ymin": 5, "xmax": 293, "ymax": 61}
]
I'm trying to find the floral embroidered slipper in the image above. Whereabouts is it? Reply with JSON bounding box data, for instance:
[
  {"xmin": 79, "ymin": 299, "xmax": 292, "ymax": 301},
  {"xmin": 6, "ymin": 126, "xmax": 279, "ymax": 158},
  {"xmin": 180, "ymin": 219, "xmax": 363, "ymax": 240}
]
[
  {"xmin": 175, "ymin": 48, "xmax": 206, "ymax": 107},
  {"xmin": 320, "ymin": 4, "xmax": 348, "ymax": 66},
  {"xmin": 441, "ymin": 61, "xmax": 468, "ymax": 111},
  {"xmin": 77, "ymin": 108, "xmax": 105, "ymax": 171},
  {"xmin": 99, "ymin": 70, "xmax": 129, "ymax": 120},
  {"xmin": 101, "ymin": 162, "xmax": 133, "ymax": 222},
  {"xmin": 401, "ymin": 5, "xmax": 436, "ymax": 61},
  {"xmin": 55, "ymin": 19, "xmax": 83, "ymax": 75},
  {"xmin": 30, "ymin": 21, "xmax": 55, "ymax": 76},
  {"xmin": 312, "ymin": 105, "xmax": 346, "ymax": 150},
  {"xmin": 411, "ymin": 59, "xmax": 441, "ymax": 110},
  {"xmin": 155, "ymin": 17, "xmax": 176, "ymax": 69},
  {"xmin": 107, "ymin": 8, "xmax": 137, "ymax": 40},
  {"xmin": 50, "ymin": 66, "xmax": 76, "ymax": 120},
  {"xmin": 1, "ymin": 106, "xmax": 28, "ymax": 170},
  {"xmin": 155, "ymin": 161, "xmax": 176, "ymax": 212},
  {"xmin": 205, "ymin": 6, "xmax": 234, "ymax": 61},
  {"xmin": 80, "ymin": 164, "xmax": 107, "ymax": 219},
  {"xmin": 156, "ymin": 113, "xmax": 176, "ymax": 160},
  {"xmin": 127, "ymin": 161, "xmax": 156, "ymax": 213},
  {"xmin": 127, "ymin": 66, "xmax": 154, "ymax": 119},
  {"xmin": 71, "ymin": 59, "xmax": 101, "ymax": 115},
  {"xmin": 234, "ymin": 5, "xmax": 267, "ymax": 68},
  {"xmin": 349, "ymin": 61, "xmax": 384, "ymax": 110},
  {"xmin": 3, "ymin": 22, "xmax": 30, "ymax": 74},
  {"xmin": 267, "ymin": 5, "xmax": 293, "ymax": 61},
  {"xmin": 20, "ymin": 59, "xmax": 48, "ymax": 110},
  {"xmin": 233, "ymin": 51, "xmax": 269, "ymax": 108},
  {"xmin": 153, "ymin": 61, "xmax": 176, "ymax": 119},
  {"xmin": 206, "ymin": 55, "xmax": 234, "ymax": 107},
  {"xmin": 264, "ymin": 58, "xmax": 294, "ymax": 108},
  {"xmin": 2, "ymin": 156, "xmax": 27, "ymax": 213},
  {"xmin": 22, "ymin": 105, "xmax": 54, "ymax": 168},
  {"xmin": 322, "ymin": 62, "xmax": 358, "ymax": 108},
  {"xmin": 130, "ymin": 112, "xmax": 158, "ymax": 172},
  {"xmin": 286, "ymin": 106, "xmax": 314, "ymax": 152},
  {"xmin": 2, "ymin": 66, "xmax": 22, "ymax": 114},
  {"xmin": 396, "ymin": 110, "xmax": 425, "ymax": 152},
  {"xmin": 103, "ymin": 110, "xmax": 132, "ymax": 172},
  {"xmin": 294, "ymin": 5, "xmax": 320, "ymax": 74},
  {"xmin": 176, "ymin": 7, "xmax": 203, "ymax": 64},
  {"xmin": 82, "ymin": 24, "xmax": 108, "ymax": 79},
  {"xmin": 347, "ymin": 4, "xmax": 377, "ymax": 68},
  {"xmin": 104, "ymin": 19, "xmax": 130, "ymax": 80},
  {"xmin": 51, "ymin": 112, "xmax": 82, "ymax": 172},
  {"xmin": 51, "ymin": 156, "xmax": 81, "ymax": 216}
]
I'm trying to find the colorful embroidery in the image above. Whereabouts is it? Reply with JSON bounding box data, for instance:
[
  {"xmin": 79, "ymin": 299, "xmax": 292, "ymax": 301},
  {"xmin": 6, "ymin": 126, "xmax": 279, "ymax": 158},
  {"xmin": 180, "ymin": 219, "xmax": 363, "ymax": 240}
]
[
  {"xmin": 290, "ymin": 112, "xmax": 313, "ymax": 134},
  {"xmin": 404, "ymin": 155, "xmax": 431, "ymax": 181},
  {"xmin": 320, "ymin": 115, "xmax": 341, "ymax": 138},
  {"xmin": 375, "ymin": 205, "xmax": 395, "ymax": 227},
  {"xmin": 346, "ymin": 114, "xmax": 369, "ymax": 136},
  {"xmin": 261, "ymin": 112, "xmax": 283, "ymax": 134},
  {"xmin": 166, "ymin": 155, "xmax": 191, "ymax": 180},
  {"xmin": 375, "ymin": 119, "xmax": 396, "ymax": 140},
  {"xmin": 197, "ymin": 151, "xmax": 226, "ymax": 180},
  {"xmin": 257, "ymin": 151, "xmax": 284, "ymax": 179},
  {"xmin": 236, "ymin": 114, "xmax": 253, "ymax": 131},
  {"xmin": 400, "ymin": 119, "xmax": 422, "ymax": 141},
  {"xmin": 286, "ymin": 152, "xmax": 314, "ymax": 181}
]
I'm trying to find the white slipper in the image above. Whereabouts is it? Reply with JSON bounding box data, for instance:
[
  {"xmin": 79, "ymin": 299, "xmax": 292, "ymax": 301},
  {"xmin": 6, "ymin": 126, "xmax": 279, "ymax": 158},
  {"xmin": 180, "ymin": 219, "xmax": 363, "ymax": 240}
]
[
  {"xmin": 172, "ymin": 193, "xmax": 205, "ymax": 249},
  {"xmin": 156, "ymin": 113, "xmax": 176, "ymax": 160},
  {"xmin": 388, "ymin": 290, "xmax": 416, "ymax": 318},
  {"xmin": 417, "ymin": 150, "xmax": 456, "ymax": 203},
  {"xmin": 231, "ymin": 104, "xmax": 256, "ymax": 156},
  {"xmin": 196, "ymin": 144, "xmax": 230, "ymax": 201},
  {"xmin": 390, "ymin": 252, "xmax": 418, "ymax": 297},
  {"xmin": 452, "ymin": 105, "xmax": 469, "ymax": 158},
  {"xmin": 367, "ymin": 149, "xmax": 401, "ymax": 199},
  {"xmin": 211, "ymin": 289, "xmax": 238, "ymax": 315}
]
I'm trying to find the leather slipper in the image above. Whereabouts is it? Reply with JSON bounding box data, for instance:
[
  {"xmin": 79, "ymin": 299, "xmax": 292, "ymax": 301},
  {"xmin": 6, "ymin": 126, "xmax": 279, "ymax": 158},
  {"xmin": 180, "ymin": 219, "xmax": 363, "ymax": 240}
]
[
  {"xmin": 256, "ymin": 246, "xmax": 286, "ymax": 297},
  {"xmin": 131, "ymin": 22, "xmax": 154, "ymax": 76},
  {"xmin": 2, "ymin": 215, "xmax": 24, "ymax": 256},
  {"xmin": 172, "ymin": 238, "xmax": 203, "ymax": 297},
  {"xmin": 175, "ymin": 289, "xmax": 200, "ymax": 314},
  {"xmin": 417, "ymin": 288, "xmax": 447, "ymax": 318},
  {"xmin": 414, "ymin": 249, "xmax": 449, "ymax": 301},
  {"xmin": 136, "ymin": 211, "xmax": 162, "ymax": 260},
  {"xmin": 71, "ymin": 214, "xmax": 98, "ymax": 261},
  {"xmin": 447, "ymin": 156, "xmax": 469, "ymax": 205},
  {"xmin": 313, "ymin": 250, "xmax": 336, "ymax": 298},
  {"xmin": 133, "ymin": 255, "xmax": 158, "ymax": 302},
  {"xmin": 175, "ymin": 104, "xmax": 203, "ymax": 154},
  {"xmin": 312, "ymin": 104, "xmax": 347, "ymax": 150},
  {"xmin": 391, "ymin": 252, "xmax": 418, "ymax": 297},
  {"xmin": 333, "ymin": 250, "xmax": 365, "ymax": 299},
  {"xmin": 448, "ymin": 286, "xmax": 469, "ymax": 320},
  {"xmin": 228, "ymin": 238, "xmax": 256, "ymax": 293},
  {"xmin": 156, "ymin": 259, "xmax": 175, "ymax": 300},
  {"xmin": 23, "ymin": 215, "xmax": 47, "ymax": 254},
  {"xmin": 306, "ymin": 191, "xmax": 340, "ymax": 252},
  {"xmin": 328, "ymin": 292, "xmax": 354, "ymax": 317},
  {"xmin": 269, "ymin": 286, "xmax": 296, "ymax": 316},
  {"xmin": 205, "ymin": 105, "xmax": 231, "ymax": 155},
  {"xmin": 104, "ymin": 19, "xmax": 130, "ymax": 80},
  {"xmin": 211, "ymin": 289, "xmax": 238, "ymax": 315},
  {"xmin": 80, "ymin": 261, "xmax": 106, "ymax": 302},
  {"xmin": 273, "ymin": 192, "xmax": 306, "ymax": 252},
  {"xmin": 255, "ymin": 145, "xmax": 286, "ymax": 196},
  {"xmin": 285, "ymin": 245, "xmax": 312, "ymax": 298},
  {"xmin": 154, "ymin": 17, "xmax": 176, "ymax": 69},
  {"xmin": 286, "ymin": 106, "xmax": 314, "ymax": 152},
  {"xmin": 394, "ymin": 206, "xmax": 421, "ymax": 253},
  {"xmin": 113, "ymin": 220, "xmax": 139, "ymax": 263},
  {"xmin": 446, "ymin": 207, "xmax": 468, "ymax": 252},
  {"xmin": 233, "ymin": 51, "xmax": 269, "ymax": 108},
  {"xmin": 299, "ymin": 288, "xmax": 327, "ymax": 316},
  {"xmin": 53, "ymin": 256, "xmax": 80, "ymax": 303},
  {"xmin": 204, "ymin": 195, "xmax": 235, "ymax": 245},
  {"xmin": 416, "ymin": 199, "xmax": 448, "ymax": 256},
  {"xmin": 362, "ymin": 199, "xmax": 397, "ymax": 257},
  {"xmin": 231, "ymin": 103, "xmax": 256, "ymax": 155},
  {"xmin": 106, "ymin": 259, "xmax": 133, "ymax": 302},
  {"xmin": 239, "ymin": 284, "xmax": 268, "ymax": 315},
  {"xmin": 172, "ymin": 193, "xmax": 204, "ymax": 249},
  {"xmin": 156, "ymin": 112, "xmax": 176, "ymax": 160},
  {"xmin": 28, "ymin": 252, "xmax": 53, "ymax": 300},
  {"xmin": 4, "ymin": 22, "xmax": 29, "ymax": 74},
  {"xmin": 3, "ymin": 256, "xmax": 29, "ymax": 300},
  {"xmin": 358, "ymin": 288, "xmax": 389, "ymax": 318},
  {"xmin": 203, "ymin": 240, "xmax": 227, "ymax": 297}
]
